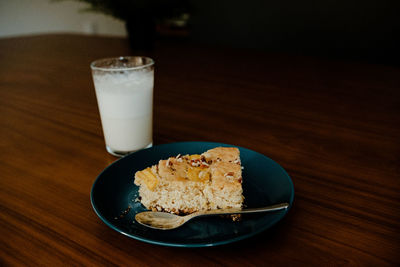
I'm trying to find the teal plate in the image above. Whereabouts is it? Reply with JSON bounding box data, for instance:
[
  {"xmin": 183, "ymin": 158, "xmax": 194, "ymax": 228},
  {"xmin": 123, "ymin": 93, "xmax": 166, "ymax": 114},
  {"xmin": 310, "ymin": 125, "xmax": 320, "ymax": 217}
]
[{"xmin": 90, "ymin": 141, "xmax": 294, "ymax": 247}]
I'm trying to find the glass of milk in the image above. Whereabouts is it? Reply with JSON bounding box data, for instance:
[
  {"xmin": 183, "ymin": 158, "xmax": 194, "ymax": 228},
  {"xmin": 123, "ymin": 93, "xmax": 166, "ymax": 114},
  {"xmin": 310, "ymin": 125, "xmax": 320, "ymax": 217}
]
[{"xmin": 91, "ymin": 56, "xmax": 154, "ymax": 157}]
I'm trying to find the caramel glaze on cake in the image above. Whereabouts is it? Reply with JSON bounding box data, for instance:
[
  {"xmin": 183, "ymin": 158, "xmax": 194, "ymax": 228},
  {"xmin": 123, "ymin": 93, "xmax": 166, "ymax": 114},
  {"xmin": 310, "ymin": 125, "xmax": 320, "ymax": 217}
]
[{"xmin": 134, "ymin": 147, "xmax": 244, "ymax": 216}]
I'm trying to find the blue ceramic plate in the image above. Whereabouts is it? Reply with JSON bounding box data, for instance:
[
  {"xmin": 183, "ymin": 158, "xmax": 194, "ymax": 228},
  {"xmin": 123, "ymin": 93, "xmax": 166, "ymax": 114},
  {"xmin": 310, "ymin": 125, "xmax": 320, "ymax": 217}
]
[{"xmin": 90, "ymin": 141, "xmax": 294, "ymax": 247}]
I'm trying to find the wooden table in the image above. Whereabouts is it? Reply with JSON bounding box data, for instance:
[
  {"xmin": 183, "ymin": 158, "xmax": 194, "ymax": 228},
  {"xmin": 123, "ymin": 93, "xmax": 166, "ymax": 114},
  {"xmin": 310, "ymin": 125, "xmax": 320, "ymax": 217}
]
[{"xmin": 1, "ymin": 34, "xmax": 399, "ymax": 266}]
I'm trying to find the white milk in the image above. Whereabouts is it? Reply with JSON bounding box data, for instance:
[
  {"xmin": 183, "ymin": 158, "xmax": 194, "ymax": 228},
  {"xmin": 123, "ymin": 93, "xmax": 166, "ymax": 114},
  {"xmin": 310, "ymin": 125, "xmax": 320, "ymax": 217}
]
[{"xmin": 93, "ymin": 70, "xmax": 154, "ymax": 153}]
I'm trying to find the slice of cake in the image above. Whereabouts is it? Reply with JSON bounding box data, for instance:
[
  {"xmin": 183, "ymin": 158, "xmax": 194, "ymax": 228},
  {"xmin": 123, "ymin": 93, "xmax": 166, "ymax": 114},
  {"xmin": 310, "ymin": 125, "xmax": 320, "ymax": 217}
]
[{"xmin": 134, "ymin": 147, "xmax": 244, "ymax": 215}]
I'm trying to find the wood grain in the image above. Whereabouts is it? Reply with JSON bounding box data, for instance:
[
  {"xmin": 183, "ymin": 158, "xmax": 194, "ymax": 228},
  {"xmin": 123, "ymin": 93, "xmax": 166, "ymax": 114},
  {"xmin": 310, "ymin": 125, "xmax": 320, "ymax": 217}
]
[{"xmin": 0, "ymin": 34, "xmax": 399, "ymax": 266}]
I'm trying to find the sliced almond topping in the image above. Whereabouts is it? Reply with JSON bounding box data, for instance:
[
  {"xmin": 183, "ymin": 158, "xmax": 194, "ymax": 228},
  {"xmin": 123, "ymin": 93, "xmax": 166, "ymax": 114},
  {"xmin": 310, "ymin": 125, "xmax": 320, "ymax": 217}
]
[{"xmin": 190, "ymin": 159, "xmax": 201, "ymax": 167}]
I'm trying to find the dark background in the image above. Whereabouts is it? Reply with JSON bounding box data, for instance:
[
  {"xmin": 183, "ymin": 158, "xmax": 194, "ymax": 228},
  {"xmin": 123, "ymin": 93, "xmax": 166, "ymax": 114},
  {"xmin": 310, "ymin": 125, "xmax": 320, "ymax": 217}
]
[{"xmin": 183, "ymin": 0, "xmax": 399, "ymax": 66}]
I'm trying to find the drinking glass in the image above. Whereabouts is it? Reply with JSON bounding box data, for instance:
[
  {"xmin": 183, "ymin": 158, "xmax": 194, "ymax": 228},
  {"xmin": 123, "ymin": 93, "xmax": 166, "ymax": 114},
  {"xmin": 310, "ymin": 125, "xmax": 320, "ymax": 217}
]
[{"xmin": 91, "ymin": 56, "xmax": 154, "ymax": 157}]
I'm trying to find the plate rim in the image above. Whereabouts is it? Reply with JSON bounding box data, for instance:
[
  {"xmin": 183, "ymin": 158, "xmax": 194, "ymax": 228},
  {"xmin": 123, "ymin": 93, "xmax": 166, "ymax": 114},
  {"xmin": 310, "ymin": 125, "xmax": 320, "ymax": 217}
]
[{"xmin": 90, "ymin": 141, "xmax": 295, "ymax": 247}]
